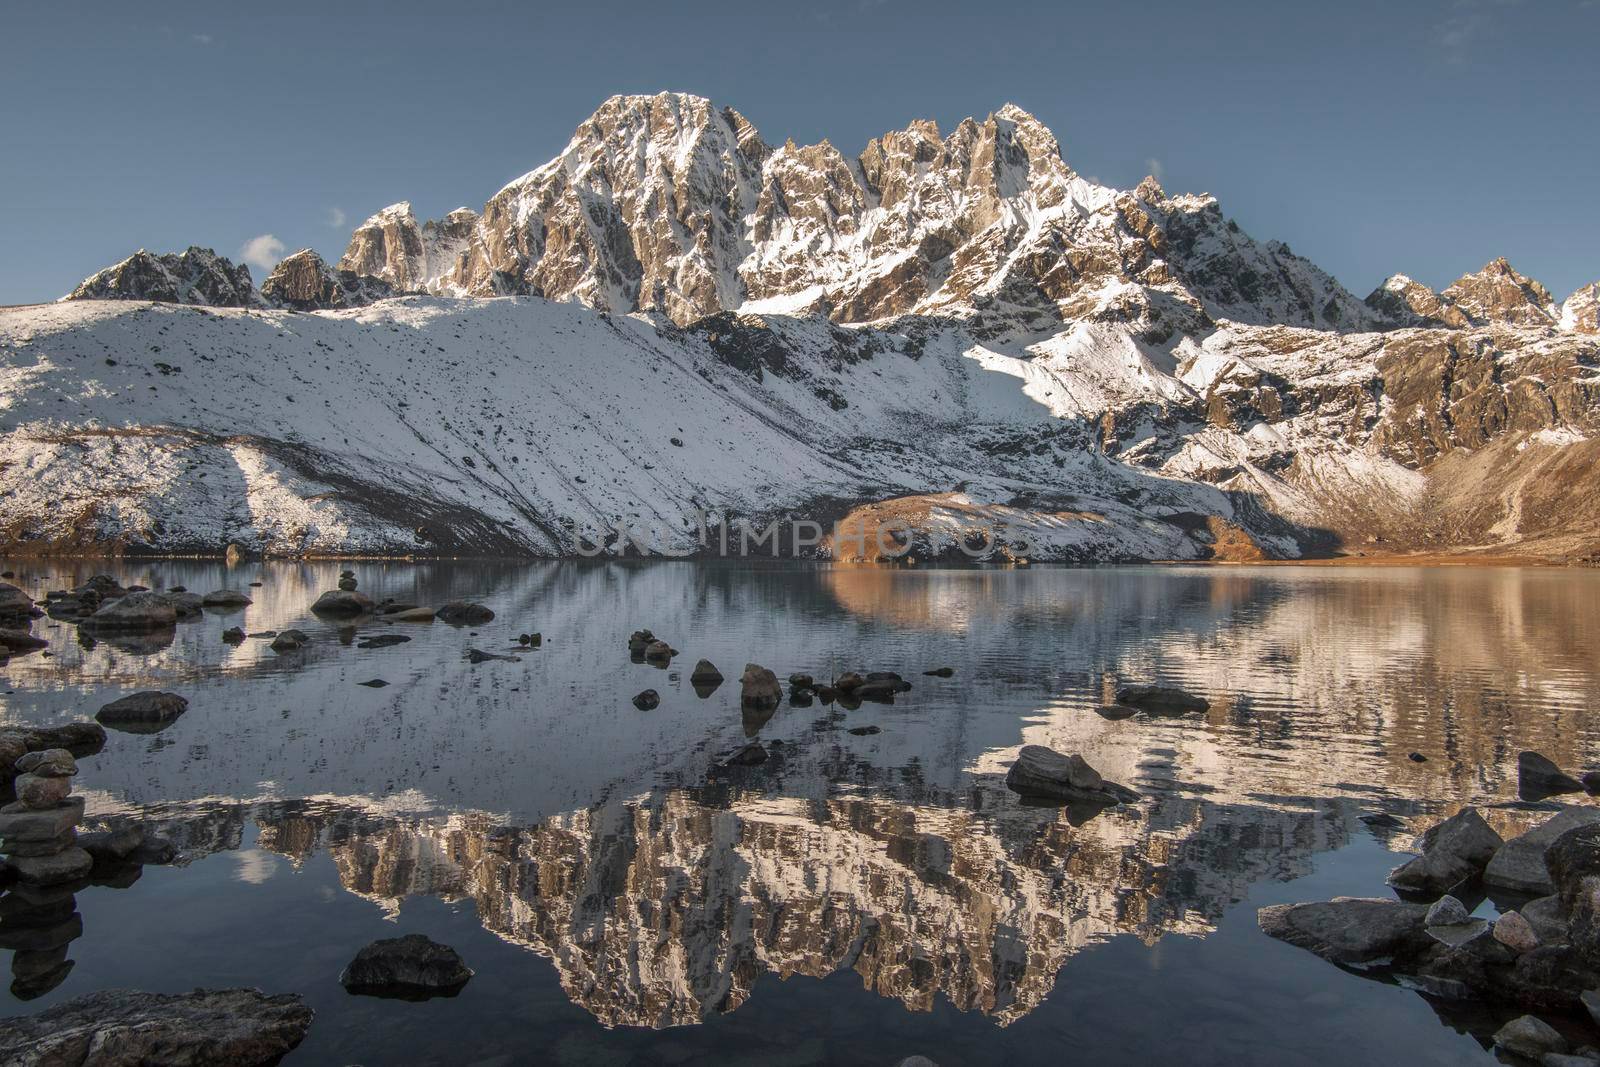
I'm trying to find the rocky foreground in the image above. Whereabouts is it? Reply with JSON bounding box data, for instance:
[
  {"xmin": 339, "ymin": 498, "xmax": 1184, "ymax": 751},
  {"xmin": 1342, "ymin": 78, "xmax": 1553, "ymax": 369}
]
[{"xmin": 0, "ymin": 92, "xmax": 1593, "ymax": 562}]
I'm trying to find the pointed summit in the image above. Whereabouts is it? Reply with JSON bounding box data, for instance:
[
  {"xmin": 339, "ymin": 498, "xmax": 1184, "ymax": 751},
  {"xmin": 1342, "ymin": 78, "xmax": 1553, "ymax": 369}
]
[{"xmin": 1439, "ymin": 258, "xmax": 1557, "ymax": 328}]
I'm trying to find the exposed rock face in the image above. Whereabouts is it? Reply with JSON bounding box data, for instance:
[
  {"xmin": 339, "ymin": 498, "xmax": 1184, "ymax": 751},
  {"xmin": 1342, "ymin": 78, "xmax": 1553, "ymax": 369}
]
[
  {"xmin": 338, "ymin": 202, "xmax": 479, "ymax": 294},
  {"xmin": 64, "ymin": 247, "xmax": 258, "ymax": 307},
  {"xmin": 1562, "ymin": 282, "xmax": 1600, "ymax": 334},
  {"xmin": 0, "ymin": 988, "xmax": 313, "ymax": 1066},
  {"xmin": 1258, "ymin": 897, "xmax": 1431, "ymax": 965},
  {"xmin": 260, "ymin": 249, "xmax": 397, "ymax": 310},
  {"xmin": 371, "ymin": 91, "xmax": 1370, "ymax": 331},
  {"xmin": 1439, "ymin": 257, "xmax": 1558, "ymax": 328}
]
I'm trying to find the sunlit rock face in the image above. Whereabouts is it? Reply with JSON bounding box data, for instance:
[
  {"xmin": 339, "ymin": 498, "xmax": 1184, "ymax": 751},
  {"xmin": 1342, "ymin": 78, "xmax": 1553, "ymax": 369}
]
[
  {"xmin": 336, "ymin": 202, "xmax": 479, "ymax": 296},
  {"xmin": 64, "ymin": 248, "xmax": 258, "ymax": 307}
]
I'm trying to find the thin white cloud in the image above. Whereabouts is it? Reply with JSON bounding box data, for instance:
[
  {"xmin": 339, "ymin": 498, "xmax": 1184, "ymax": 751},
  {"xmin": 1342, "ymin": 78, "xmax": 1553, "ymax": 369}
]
[
  {"xmin": 1145, "ymin": 157, "xmax": 1165, "ymax": 182},
  {"xmin": 1434, "ymin": 0, "xmax": 1524, "ymax": 61},
  {"xmin": 239, "ymin": 234, "xmax": 285, "ymax": 274},
  {"xmin": 326, "ymin": 207, "xmax": 347, "ymax": 228},
  {"xmin": 191, "ymin": 32, "xmax": 213, "ymax": 45}
]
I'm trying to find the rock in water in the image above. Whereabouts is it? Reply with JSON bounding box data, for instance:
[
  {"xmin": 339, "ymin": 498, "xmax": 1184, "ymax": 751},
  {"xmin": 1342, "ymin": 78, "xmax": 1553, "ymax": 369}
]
[
  {"xmin": 1492, "ymin": 1015, "xmax": 1568, "ymax": 1059},
  {"xmin": 0, "ymin": 987, "xmax": 313, "ymax": 1065},
  {"xmin": 222, "ymin": 626, "xmax": 246, "ymax": 644},
  {"xmin": 82, "ymin": 591, "xmax": 177, "ymax": 630},
  {"xmin": 689, "ymin": 659, "xmax": 723, "ymax": 685},
  {"xmin": 1485, "ymin": 807, "xmax": 1600, "ymax": 896},
  {"xmin": 0, "ymin": 582, "xmax": 35, "ymax": 618},
  {"xmin": 340, "ymin": 934, "xmax": 472, "ymax": 999},
  {"xmin": 95, "ymin": 691, "xmax": 188, "ymax": 728},
  {"xmin": 270, "ymin": 629, "xmax": 308, "ymax": 653},
  {"xmin": 435, "ymin": 601, "xmax": 494, "ymax": 625},
  {"xmin": 1257, "ymin": 897, "xmax": 1431, "ymax": 965},
  {"xmin": 643, "ymin": 640, "xmax": 674, "ymax": 663},
  {"xmin": 1519, "ymin": 750, "xmax": 1586, "ymax": 800},
  {"xmin": 1004, "ymin": 745, "xmax": 1139, "ymax": 805},
  {"xmin": 632, "ymin": 689, "xmax": 660, "ymax": 710},
  {"xmin": 1386, "ymin": 807, "xmax": 1503, "ymax": 893},
  {"xmin": 725, "ymin": 742, "xmax": 768, "ymax": 767},
  {"xmin": 311, "ymin": 590, "xmax": 375, "ymax": 616},
  {"xmin": 1114, "ymin": 684, "xmax": 1209, "ymax": 713},
  {"xmin": 200, "ymin": 589, "xmax": 252, "ymax": 607},
  {"xmin": 740, "ymin": 664, "xmax": 781, "ymax": 710}
]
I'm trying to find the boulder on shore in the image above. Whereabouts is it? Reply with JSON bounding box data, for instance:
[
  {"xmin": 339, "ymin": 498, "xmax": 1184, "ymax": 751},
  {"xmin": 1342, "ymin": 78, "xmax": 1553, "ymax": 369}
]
[
  {"xmin": 1386, "ymin": 807, "xmax": 1503, "ymax": 894},
  {"xmin": 1004, "ymin": 745, "xmax": 1139, "ymax": 805},
  {"xmin": 0, "ymin": 987, "xmax": 313, "ymax": 1066},
  {"xmin": 0, "ymin": 582, "xmax": 35, "ymax": 618},
  {"xmin": 1485, "ymin": 807, "xmax": 1600, "ymax": 896},
  {"xmin": 1547, "ymin": 823, "xmax": 1600, "ymax": 967},
  {"xmin": 340, "ymin": 934, "xmax": 472, "ymax": 999},
  {"xmin": 1258, "ymin": 897, "xmax": 1431, "ymax": 965},
  {"xmin": 1493, "ymin": 1014, "xmax": 1568, "ymax": 1059}
]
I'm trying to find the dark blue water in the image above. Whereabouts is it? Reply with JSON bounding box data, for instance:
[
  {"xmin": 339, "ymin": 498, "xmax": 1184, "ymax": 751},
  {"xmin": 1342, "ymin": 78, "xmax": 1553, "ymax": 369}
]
[{"xmin": 2, "ymin": 561, "xmax": 1598, "ymax": 1064}]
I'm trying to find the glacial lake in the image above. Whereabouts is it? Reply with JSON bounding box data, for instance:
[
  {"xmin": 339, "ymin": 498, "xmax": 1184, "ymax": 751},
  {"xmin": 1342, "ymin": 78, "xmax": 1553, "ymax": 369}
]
[{"xmin": 2, "ymin": 560, "xmax": 1599, "ymax": 1065}]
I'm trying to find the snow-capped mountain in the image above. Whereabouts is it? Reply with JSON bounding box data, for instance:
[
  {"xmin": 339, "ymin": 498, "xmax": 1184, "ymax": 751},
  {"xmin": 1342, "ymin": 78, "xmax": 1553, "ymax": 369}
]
[{"xmin": 8, "ymin": 92, "xmax": 1599, "ymax": 561}]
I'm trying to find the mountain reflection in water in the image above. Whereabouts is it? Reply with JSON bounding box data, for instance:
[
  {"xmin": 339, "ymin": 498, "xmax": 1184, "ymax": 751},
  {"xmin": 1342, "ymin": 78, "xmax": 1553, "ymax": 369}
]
[{"xmin": 1, "ymin": 561, "xmax": 1597, "ymax": 1061}]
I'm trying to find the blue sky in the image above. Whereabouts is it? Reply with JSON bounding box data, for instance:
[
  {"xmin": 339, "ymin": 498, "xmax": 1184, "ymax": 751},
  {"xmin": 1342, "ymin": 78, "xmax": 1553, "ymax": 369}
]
[{"xmin": 3, "ymin": 0, "xmax": 1596, "ymax": 305}]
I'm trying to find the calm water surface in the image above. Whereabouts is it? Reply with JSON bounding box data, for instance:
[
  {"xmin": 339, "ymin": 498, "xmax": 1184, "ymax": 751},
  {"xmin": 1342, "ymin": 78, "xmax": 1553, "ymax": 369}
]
[{"xmin": 2, "ymin": 561, "xmax": 1599, "ymax": 1065}]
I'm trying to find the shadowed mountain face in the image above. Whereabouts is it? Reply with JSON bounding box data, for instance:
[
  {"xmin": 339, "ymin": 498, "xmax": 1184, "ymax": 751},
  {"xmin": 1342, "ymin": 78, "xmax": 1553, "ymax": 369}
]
[{"xmin": 3, "ymin": 560, "xmax": 1598, "ymax": 1047}]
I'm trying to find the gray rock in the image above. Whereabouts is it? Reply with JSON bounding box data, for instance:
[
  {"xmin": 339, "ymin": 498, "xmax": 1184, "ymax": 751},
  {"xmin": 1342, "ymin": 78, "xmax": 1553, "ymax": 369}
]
[
  {"xmin": 340, "ymin": 934, "xmax": 472, "ymax": 998},
  {"xmin": 269, "ymin": 630, "xmax": 307, "ymax": 653},
  {"xmin": 1386, "ymin": 807, "xmax": 1504, "ymax": 894},
  {"xmin": 1004, "ymin": 745, "xmax": 1139, "ymax": 805},
  {"xmin": 1524, "ymin": 895, "xmax": 1570, "ymax": 944},
  {"xmin": 1426, "ymin": 919, "xmax": 1491, "ymax": 947},
  {"xmin": 311, "ymin": 590, "xmax": 375, "ymax": 616},
  {"xmin": 82, "ymin": 591, "xmax": 177, "ymax": 630},
  {"xmin": 1581, "ymin": 987, "xmax": 1600, "ymax": 1026},
  {"xmin": 8, "ymin": 847, "xmax": 92, "ymax": 885},
  {"xmin": 740, "ymin": 664, "xmax": 782, "ymax": 710},
  {"xmin": 1114, "ymin": 684, "xmax": 1209, "ymax": 712},
  {"xmin": 14, "ymin": 749, "xmax": 75, "ymax": 778},
  {"xmin": 0, "ymin": 987, "xmax": 313, "ymax": 1065},
  {"xmin": 166, "ymin": 592, "xmax": 204, "ymax": 617},
  {"xmin": 1425, "ymin": 895, "xmax": 1471, "ymax": 927},
  {"xmin": 0, "ymin": 798, "xmax": 85, "ymax": 842},
  {"xmin": 689, "ymin": 659, "xmax": 723, "ymax": 684},
  {"xmin": 14, "ymin": 774, "xmax": 70, "ymax": 810},
  {"xmin": 435, "ymin": 601, "xmax": 494, "ymax": 625},
  {"xmin": 1522, "ymin": 751, "xmax": 1586, "ymax": 800},
  {"xmin": 1494, "ymin": 1015, "xmax": 1567, "ymax": 1059},
  {"xmin": 632, "ymin": 689, "xmax": 659, "ymax": 710},
  {"xmin": 1487, "ymin": 807, "xmax": 1600, "ymax": 895},
  {"xmin": 78, "ymin": 824, "xmax": 145, "ymax": 862},
  {"xmin": 1541, "ymin": 1054, "xmax": 1600, "ymax": 1067},
  {"xmin": 643, "ymin": 639, "xmax": 674, "ymax": 662},
  {"xmin": 201, "ymin": 589, "xmax": 252, "ymax": 607},
  {"xmin": 1258, "ymin": 897, "xmax": 1431, "ymax": 965},
  {"xmin": 96, "ymin": 691, "xmax": 188, "ymax": 728}
]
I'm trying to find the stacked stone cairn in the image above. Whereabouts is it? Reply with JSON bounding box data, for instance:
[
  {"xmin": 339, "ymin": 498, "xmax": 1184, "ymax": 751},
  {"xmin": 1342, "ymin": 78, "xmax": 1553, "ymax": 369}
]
[{"xmin": 0, "ymin": 749, "xmax": 90, "ymax": 887}]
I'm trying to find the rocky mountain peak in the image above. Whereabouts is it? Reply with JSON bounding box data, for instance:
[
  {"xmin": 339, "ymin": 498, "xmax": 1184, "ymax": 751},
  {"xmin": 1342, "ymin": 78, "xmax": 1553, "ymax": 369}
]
[
  {"xmin": 260, "ymin": 249, "xmax": 396, "ymax": 310},
  {"xmin": 338, "ymin": 202, "xmax": 477, "ymax": 296},
  {"xmin": 1439, "ymin": 257, "xmax": 1557, "ymax": 327},
  {"xmin": 1561, "ymin": 281, "xmax": 1600, "ymax": 334},
  {"xmin": 64, "ymin": 247, "xmax": 258, "ymax": 307}
]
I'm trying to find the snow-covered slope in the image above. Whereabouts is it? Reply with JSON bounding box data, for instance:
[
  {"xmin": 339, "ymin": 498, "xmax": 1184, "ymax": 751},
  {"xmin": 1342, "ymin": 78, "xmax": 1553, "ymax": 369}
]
[{"xmin": 3, "ymin": 294, "xmax": 1597, "ymax": 559}]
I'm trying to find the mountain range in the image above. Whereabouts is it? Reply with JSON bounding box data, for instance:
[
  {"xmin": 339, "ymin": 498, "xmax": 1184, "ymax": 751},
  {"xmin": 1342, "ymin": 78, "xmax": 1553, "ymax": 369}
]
[{"xmin": 3, "ymin": 91, "xmax": 1597, "ymax": 561}]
